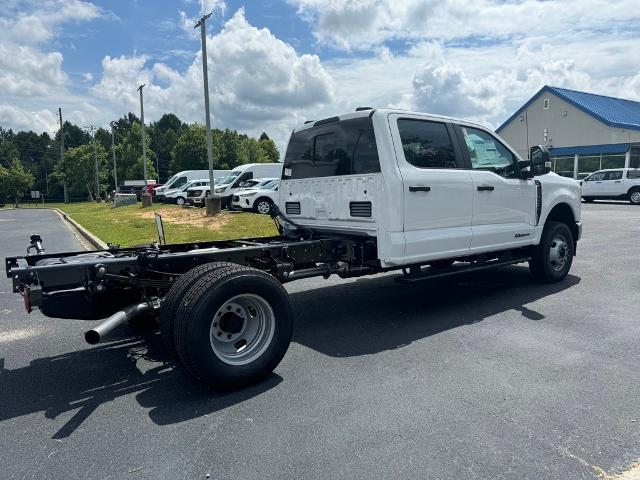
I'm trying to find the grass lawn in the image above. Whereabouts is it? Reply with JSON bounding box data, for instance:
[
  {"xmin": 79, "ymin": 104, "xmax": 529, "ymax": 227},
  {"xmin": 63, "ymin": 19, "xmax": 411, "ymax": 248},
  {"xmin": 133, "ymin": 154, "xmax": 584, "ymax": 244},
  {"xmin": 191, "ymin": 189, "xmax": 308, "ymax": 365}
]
[{"xmin": 36, "ymin": 201, "xmax": 278, "ymax": 246}]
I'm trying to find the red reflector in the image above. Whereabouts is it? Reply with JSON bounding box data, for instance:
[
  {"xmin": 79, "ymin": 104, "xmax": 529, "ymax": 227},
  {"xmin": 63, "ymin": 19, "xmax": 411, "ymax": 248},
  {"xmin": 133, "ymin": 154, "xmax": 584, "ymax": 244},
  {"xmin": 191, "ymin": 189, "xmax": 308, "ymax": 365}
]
[{"xmin": 23, "ymin": 288, "xmax": 31, "ymax": 313}]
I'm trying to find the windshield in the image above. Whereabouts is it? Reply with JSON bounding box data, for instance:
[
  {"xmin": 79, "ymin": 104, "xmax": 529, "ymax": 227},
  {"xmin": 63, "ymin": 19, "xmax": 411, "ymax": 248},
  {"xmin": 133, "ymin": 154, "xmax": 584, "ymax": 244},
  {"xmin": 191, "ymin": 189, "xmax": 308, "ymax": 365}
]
[{"xmin": 216, "ymin": 171, "xmax": 242, "ymax": 186}]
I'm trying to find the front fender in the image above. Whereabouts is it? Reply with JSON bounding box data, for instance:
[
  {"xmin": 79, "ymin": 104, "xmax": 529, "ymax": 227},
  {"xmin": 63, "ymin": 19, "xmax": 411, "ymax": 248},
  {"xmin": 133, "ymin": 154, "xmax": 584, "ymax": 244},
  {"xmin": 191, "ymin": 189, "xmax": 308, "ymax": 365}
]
[{"xmin": 533, "ymin": 176, "xmax": 581, "ymax": 244}]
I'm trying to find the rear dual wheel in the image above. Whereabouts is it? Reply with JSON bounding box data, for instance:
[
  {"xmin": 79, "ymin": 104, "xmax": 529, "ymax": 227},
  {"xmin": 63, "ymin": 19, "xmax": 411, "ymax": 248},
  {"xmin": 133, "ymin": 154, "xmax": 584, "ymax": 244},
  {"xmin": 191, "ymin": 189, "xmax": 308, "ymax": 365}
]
[{"xmin": 161, "ymin": 263, "xmax": 293, "ymax": 390}]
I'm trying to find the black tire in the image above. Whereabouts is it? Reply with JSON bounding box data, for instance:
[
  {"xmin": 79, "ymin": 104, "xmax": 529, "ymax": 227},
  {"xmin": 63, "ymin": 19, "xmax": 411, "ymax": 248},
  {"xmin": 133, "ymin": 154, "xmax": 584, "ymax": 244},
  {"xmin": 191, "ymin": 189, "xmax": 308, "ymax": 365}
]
[
  {"xmin": 160, "ymin": 262, "xmax": 237, "ymax": 355},
  {"xmin": 253, "ymin": 197, "xmax": 273, "ymax": 215},
  {"xmin": 173, "ymin": 264, "xmax": 293, "ymax": 390},
  {"xmin": 529, "ymin": 221, "xmax": 573, "ymax": 283},
  {"xmin": 582, "ymin": 197, "xmax": 595, "ymax": 203},
  {"xmin": 429, "ymin": 259, "xmax": 454, "ymax": 269},
  {"xmin": 629, "ymin": 188, "xmax": 640, "ymax": 205}
]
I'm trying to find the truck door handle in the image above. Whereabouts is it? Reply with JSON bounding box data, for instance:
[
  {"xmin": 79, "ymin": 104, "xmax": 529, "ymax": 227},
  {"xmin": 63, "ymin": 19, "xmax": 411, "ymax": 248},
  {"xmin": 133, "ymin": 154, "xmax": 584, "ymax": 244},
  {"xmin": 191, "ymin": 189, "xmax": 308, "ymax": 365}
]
[
  {"xmin": 477, "ymin": 185, "xmax": 495, "ymax": 191},
  {"xmin": 409, "ymin": 186, "xmax": 431, "ymax": 192},
  {"xmin": 614, "ymin": 180, "xmax": 621, "ymax": 183},
  {"xmin": 595, "ymin": 181, "xmax": 602, "ymax": 183}
]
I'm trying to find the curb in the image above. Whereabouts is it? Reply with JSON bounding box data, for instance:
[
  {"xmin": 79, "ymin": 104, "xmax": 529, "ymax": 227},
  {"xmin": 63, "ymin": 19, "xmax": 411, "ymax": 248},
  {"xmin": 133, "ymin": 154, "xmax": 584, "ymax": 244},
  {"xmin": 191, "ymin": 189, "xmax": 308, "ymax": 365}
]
[{"xmin": 52, "ymin": 208, "xmax": 108, "ymax": 250}]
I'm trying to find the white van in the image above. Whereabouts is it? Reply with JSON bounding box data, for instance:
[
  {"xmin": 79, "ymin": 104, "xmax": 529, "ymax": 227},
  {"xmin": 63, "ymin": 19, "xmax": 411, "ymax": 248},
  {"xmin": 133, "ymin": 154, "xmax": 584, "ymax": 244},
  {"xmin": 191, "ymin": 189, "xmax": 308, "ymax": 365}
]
[
  {"xmin": 212, "ymin": 163, "xmax": 283, "ymax": 208},
  {"xmin": 154, "ymin": 170, "xmax": 230, "ymax": 200}
]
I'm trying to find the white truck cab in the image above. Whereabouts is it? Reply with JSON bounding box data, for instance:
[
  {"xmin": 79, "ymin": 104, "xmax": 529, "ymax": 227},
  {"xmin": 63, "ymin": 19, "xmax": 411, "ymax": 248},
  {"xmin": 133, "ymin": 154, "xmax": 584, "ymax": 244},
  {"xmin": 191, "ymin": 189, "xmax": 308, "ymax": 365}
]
[
  {"xmin": 279, "ymin": 108, "xmax": 582, "ymax": 277},
  {"xmin": 580, "ymin": 168, "xmax": 640, "ymax": 204}
]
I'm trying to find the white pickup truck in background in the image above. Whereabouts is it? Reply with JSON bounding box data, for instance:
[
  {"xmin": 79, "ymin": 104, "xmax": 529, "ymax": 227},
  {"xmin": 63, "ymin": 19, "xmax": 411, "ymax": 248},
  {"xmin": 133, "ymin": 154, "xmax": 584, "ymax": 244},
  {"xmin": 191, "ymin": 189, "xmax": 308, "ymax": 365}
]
[{"xmin": 580, "ymin": 168, "xmax": 640, "ymax": 204}]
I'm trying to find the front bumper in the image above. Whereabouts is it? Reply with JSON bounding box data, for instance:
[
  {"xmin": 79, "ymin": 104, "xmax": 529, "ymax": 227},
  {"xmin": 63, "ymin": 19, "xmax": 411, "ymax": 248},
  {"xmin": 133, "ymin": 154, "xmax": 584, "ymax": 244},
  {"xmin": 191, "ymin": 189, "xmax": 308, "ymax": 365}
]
[{"xmin": 575, "ymin": 221, "xmax": 582, "ymax": 241}]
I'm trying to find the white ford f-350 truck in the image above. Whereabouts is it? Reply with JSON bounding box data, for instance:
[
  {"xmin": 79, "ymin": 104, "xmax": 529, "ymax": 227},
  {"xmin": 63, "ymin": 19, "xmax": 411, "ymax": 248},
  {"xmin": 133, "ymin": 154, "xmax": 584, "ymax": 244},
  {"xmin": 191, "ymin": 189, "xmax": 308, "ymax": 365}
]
[{"xmin": 5, "ymin": 108, "xmax": 582, "ymax": 390}]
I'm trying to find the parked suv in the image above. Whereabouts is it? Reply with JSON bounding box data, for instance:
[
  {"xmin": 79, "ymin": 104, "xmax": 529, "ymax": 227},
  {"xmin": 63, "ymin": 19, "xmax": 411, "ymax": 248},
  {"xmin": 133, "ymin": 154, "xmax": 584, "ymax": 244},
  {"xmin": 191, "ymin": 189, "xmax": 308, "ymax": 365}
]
[
  {"xmin": 580, "ymin": 168, "xmax": 640, "ymax": 204},
  {"xmin": 231, "ymin": 179, "xmax": 280, "ymax": 214}
]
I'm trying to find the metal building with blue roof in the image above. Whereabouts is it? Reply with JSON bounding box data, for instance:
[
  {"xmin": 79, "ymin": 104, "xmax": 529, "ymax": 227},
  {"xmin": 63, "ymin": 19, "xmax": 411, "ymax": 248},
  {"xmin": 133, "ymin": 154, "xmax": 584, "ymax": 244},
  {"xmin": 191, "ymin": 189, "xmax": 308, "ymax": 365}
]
[{"xmin": 497, "ymin": 85, "xmax": 640, "ymax": 179}]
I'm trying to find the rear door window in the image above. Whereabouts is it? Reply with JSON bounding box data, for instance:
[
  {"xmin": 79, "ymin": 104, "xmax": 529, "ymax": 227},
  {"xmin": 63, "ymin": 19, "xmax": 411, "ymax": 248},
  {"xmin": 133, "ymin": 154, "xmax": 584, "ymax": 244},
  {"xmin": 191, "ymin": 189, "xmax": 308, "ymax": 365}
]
[
  {"xmin": 397, "ymin": 119, "xmax": 458, "ymax": 169},
  {"xmin": 605, "ymin": 171, "xmax": 623, "ymax": 180},
  {"xmin": 283, "ymin": 117, "xmax": 380, "ymax": 179},
  {"xmin": 628, "ymin": 169, "xmax": 640, "ymax": 179}
]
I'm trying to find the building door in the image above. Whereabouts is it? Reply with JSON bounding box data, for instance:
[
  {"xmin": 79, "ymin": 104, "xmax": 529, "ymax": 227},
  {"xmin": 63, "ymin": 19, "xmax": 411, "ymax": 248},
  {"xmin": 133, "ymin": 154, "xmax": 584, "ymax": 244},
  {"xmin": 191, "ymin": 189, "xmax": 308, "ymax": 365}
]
[{"xmin": 388, "ymin": 114, "xmax": 473, "ymax": 263}]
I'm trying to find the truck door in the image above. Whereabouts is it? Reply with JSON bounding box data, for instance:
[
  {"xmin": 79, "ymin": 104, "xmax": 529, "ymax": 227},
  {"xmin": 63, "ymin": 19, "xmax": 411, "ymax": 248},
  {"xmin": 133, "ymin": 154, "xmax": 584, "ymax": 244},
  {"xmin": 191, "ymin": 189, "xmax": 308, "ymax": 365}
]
[
  {"xmin": 454, "ymin": 125, "xmax": 536, "ymax": 252},
  {"xmin": 602, "ymin": 170, "xmax": 624, "ymax": 195},
  {"xmin": 388, "ymin": 114, "xmax": 473, "ymax": 263},
  {"xmin": 581, "ymin": 171, "xmax": 606, "ymax": 197}
]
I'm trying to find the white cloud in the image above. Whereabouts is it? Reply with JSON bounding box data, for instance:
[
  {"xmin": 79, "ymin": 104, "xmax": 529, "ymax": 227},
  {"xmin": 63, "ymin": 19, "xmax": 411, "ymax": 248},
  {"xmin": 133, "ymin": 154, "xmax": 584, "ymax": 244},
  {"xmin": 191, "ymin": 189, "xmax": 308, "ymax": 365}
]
[
  {"xmin": 0, "ymin": 1, "xmax": 106, "ymax": 135},
  {"xmin": 91, "ymin": 9, "xmax": 332, "ymax": 151},
  {"xmin": 0, "ymin": 105, "xmax": 59, "ymax": 133},
  {"xmin": 290, "ymin": 0, "xmax": 640, "ymax": 50}
]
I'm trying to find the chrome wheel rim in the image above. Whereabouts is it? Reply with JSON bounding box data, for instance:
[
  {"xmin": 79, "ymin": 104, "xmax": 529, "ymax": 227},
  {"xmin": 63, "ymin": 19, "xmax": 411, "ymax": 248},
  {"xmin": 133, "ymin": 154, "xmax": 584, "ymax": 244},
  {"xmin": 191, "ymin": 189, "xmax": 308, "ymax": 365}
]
[
  {"xmin": 257, "ymin": 201, "xmax": 271, "ymax": 214},
  {"xmin": 549, "ymin": 234, "xmax": 569, "ymax": 272},
  {"xmin": 631, "ymin": 191, "xmax": 640, "ymax": 203},
  {"xmin": 209, "ymin": 294, "xmax": 275, "ymax": 365},
  {"xmin": 177, "ymin": 197, "xmax": 185, "ymax": 206}
]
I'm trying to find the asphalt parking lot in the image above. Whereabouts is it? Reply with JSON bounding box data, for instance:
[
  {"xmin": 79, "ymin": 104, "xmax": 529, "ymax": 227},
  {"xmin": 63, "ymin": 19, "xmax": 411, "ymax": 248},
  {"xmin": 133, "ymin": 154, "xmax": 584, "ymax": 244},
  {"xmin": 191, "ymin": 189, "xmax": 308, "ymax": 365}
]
[{"xmin": 1, "ymin": 204, "xmax": 639, "ymax": 480}]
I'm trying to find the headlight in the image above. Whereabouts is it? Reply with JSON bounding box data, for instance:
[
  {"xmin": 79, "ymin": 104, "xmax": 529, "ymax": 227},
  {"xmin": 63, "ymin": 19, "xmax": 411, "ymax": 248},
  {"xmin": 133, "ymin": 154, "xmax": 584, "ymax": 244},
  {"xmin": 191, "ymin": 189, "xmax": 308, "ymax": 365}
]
[
  {"xmin": 215, "ymin": 186, "xmax": 227, "ymax": 193},
  {"xmin": 240, "ymin": 192, "xmax": 257, "ymax": 197}
]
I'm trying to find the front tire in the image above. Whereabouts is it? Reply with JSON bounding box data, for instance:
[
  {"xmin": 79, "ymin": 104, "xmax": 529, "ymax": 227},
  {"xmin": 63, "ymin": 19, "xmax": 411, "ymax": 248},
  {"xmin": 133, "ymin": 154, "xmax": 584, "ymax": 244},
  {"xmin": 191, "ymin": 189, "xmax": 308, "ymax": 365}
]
[
  {"xmin": 629, "ymin": 189, "xmax": 640, "ymax": 205},
  {"xmin": 173, "ymin": 264, "xmax": 293, "ymax": 390},
  {"xmin": 176, "ymin": 196, "xmax": 186, "ymax": 206},
  {"xmin": 529, "ymin": 221, "xmax": 573, "ymax": 283},
  {"xmin": 254, "ymin": 198, "xmax": 273, "ymax": 215}
]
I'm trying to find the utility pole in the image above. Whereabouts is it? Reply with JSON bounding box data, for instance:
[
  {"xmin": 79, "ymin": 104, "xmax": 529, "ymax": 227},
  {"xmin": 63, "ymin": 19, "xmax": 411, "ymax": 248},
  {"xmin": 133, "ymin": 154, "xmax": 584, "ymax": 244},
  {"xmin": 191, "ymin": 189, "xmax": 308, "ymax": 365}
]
[
  {"xmin": 111, "ymin": 123, "xmax": 118, "ymax": 193},
  {"xmin": 138, "ymin": 84, "xmax": 152, "ymax": 206},
  {"xmin": 90, "ymin": 126, "xmax": 100, "ymax": 203},
  {"xmin": 195, "ymin": 13, "xmax": 220, "ymax": 216},
  {"xmin": 58, "ymin": 108, "xmax": 68, "ymax": 203}
]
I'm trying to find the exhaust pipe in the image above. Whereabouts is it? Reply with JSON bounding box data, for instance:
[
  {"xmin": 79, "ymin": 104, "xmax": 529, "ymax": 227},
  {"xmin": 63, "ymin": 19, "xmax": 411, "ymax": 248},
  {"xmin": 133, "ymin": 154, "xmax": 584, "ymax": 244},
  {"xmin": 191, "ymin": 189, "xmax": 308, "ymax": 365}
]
[{"xmin": 85, "ymin": 298, "xmax": 161, "ymax": 345}]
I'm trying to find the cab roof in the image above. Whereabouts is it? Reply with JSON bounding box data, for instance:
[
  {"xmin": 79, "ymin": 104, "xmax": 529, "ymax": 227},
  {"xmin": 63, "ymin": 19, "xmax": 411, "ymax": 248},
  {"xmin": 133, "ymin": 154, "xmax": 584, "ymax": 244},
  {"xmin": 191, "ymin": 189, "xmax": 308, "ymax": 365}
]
[{"xmin": 294, "ymin": 108, "xmax": 488, "ymax": 133}]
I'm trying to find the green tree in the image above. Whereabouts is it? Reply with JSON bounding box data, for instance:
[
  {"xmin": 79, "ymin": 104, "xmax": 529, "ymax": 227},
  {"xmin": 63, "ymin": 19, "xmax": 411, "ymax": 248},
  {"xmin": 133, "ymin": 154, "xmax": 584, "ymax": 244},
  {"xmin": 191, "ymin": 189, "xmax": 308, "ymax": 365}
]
[
  {"xmin": 259, "ymin": 137, "xmax": 280, "ymax": 162},
  {"xmin": 170, "ymin": 123, "xmax": 223, "ymax": 173},
  {"xmin": 1, "ymin": 158, "xmax": 35, "ymax": 206},
  {"xmin": 54, "ymin": 143, "xmax": 108, "ymax": 200},
  {"xmin": 114, "ymin": 123, "xmax": 156, "ymax": 182},
  {"xmin": 151, "ymin": 113, "xmax": 184, "ymax": 182}
]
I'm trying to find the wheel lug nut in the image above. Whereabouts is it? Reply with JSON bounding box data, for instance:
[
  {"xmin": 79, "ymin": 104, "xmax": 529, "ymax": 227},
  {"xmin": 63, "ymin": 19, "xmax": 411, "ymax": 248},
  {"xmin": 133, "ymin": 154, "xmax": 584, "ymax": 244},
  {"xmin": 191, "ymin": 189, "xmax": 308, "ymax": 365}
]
[
  {"xmin": 213, "ymin": 322, "xmax": 218, "ymax": 327},
  {"xmin": 227, "ymin": 334, "xmax": 232, "ymax": 339},
  {"xmin": 217, "ymin": 332, "xmax": 222, "ymax": 336}
]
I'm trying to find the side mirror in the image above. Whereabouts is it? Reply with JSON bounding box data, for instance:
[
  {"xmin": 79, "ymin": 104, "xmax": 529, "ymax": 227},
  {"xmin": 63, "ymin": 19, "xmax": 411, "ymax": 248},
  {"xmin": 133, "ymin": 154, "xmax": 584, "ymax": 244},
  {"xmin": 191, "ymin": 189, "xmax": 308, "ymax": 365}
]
[{"xmin": 529, "ymin": 145, "xmax": 551, "ymax": 177}]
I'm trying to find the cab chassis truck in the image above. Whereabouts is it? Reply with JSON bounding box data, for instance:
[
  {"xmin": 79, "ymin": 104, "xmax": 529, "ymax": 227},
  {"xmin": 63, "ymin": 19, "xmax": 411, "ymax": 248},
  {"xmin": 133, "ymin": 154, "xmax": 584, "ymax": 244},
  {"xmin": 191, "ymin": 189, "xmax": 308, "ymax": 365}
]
[{"xmin": 5, "ymin": 109, "xmax": 582, "ymax": 390}]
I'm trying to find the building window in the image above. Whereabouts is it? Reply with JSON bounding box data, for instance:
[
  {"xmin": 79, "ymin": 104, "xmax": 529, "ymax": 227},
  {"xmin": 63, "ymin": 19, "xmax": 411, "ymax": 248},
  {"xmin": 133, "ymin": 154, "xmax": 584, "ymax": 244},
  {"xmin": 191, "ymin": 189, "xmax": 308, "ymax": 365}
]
[
  {"xmin": 543, "ymin": 98, "xmax": 550, "ymax": 109},
  {"xmin": 601, "ymin": 154, "xmax": 625, "ymax": 170},
  {"xmin": 552, "ymin": 156, "xmax": 574, "ymax": 178},
  {"xmin": 631, "ymin": 147, "xmax": 640, "ymax": 169},
  {"xmin": 578, "ymin": 155, "xmax": 601, "ymax": 178}
]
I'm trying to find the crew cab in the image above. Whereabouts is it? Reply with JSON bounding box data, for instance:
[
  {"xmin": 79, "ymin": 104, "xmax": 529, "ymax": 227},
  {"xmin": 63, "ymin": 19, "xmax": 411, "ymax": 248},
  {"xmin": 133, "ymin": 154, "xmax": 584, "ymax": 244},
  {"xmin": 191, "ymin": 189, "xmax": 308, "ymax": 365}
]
[
  {"xmin": 580, "ymin": 168, "xmax": 640, "ymax": 204},
  {"xmin": 5, "ymin": 108, "xmax": 582, "ymax": 391}
]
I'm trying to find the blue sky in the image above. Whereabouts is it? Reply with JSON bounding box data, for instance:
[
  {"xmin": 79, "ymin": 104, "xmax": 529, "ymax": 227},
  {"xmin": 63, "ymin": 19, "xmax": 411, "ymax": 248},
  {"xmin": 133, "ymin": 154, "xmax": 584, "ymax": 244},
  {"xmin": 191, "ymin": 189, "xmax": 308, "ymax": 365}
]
[{"xmin": 1, "ymin": 0, "xmax": 640, "ymax": 151}]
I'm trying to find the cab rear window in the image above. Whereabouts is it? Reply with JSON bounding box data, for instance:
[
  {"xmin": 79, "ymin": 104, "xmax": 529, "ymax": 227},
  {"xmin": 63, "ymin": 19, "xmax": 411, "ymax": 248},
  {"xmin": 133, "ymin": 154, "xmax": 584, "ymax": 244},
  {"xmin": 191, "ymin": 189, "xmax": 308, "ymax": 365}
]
[{"xmin": 283, "ymin": 117, "xmax": 380, "ymax": 179}]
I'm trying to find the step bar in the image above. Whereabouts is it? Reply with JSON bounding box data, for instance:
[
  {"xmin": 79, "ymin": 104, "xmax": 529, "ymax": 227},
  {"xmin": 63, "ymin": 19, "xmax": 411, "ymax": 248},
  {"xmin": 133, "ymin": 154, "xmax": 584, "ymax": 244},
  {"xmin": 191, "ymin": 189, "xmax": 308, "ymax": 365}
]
[{"xmin": 395, "ymin": 256, "xmax": 531, "ymax": 284}]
